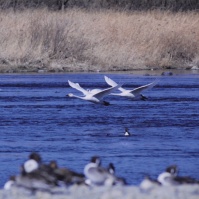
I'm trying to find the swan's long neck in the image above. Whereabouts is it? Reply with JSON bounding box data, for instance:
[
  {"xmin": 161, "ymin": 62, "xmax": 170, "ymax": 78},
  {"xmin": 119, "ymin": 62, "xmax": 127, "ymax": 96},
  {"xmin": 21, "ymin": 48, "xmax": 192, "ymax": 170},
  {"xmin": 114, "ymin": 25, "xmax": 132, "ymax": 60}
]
[
  {"xmin": 157, "ymin": 172, "xmax": 172, "ymax": 185},
  {"xmin": 84, "ymin": 162, "xmax": 98, "ymax": 178}
]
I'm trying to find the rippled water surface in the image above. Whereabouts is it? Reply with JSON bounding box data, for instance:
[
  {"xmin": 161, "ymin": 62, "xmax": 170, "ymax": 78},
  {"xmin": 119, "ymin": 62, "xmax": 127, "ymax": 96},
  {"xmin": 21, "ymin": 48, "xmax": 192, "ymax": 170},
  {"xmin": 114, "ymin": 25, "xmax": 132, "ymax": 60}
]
[{"xmin": 0, "ymin": 73, "xmax": 199, "ymax": 187}]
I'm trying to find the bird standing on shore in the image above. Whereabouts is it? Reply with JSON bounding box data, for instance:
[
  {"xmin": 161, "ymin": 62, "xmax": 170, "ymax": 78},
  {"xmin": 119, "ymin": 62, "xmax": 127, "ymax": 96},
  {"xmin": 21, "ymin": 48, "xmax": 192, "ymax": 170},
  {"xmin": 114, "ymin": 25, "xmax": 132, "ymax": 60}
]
[
  {"xmin": 49, "ymin": 160, "xmax": 85, "ymax": 185},
  {"xmin": 157, "ymin": 165, "xmax": 199, "ymax": 186},
  {"xmin": 84, "ymin": 156, "xmax": 120, "ymax": 186},
  {"xmin": 139, "ymin": 175, "xmax": 161, "ymax": 191}
]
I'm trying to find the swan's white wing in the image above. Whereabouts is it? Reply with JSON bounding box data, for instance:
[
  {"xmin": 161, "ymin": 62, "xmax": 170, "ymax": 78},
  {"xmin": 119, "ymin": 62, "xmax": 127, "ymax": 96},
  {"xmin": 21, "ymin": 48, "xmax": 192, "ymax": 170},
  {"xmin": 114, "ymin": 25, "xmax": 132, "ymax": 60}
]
[
  {"xmin": 93, "ymin": 84, "xmax": 121, "ymax": 100},
  {"xmin": 104, "ymin": 76, "xmax": 125, "ymax": 92},
  {"xmin": 130, "ymin": 81, "xmax": 157, "ymax": 96},
  {"xmin": 89, "ymin": 89, "xmax": 102, "ymax": 95},
  {"xmin": 104, "ymin": 76, "xmax": 118, "ymax": 87},
  {"xmin": 87, "ymin": 167, "xmax": 108, "ymax": 182},
  {"xmin": 68, "ymin": 80, "xmax": 89, "ymax": 95}
]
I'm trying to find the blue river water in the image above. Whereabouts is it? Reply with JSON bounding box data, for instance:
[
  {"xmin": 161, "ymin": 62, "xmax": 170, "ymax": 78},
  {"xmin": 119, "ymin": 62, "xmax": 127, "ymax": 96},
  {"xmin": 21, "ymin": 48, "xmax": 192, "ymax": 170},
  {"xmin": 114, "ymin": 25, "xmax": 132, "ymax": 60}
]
[{"xmin": 0, "ymin": 72, "xmax": 199, "ymax": 187}]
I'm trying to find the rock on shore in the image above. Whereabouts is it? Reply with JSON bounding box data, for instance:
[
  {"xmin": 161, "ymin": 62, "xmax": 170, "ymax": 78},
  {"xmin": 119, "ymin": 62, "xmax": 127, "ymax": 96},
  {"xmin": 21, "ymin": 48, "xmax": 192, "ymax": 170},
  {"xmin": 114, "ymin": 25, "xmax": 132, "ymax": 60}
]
[{"xmin": 1, "ymin": 184, "xmax": 199, "ymax": 199}]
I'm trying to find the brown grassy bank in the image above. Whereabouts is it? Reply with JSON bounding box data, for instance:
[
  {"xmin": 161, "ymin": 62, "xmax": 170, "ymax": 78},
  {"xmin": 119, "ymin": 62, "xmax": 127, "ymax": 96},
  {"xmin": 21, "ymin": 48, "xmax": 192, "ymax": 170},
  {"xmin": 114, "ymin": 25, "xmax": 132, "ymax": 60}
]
[{"xmin": 0, "ymin": 9, "xmax": 199, "ymax": 73}]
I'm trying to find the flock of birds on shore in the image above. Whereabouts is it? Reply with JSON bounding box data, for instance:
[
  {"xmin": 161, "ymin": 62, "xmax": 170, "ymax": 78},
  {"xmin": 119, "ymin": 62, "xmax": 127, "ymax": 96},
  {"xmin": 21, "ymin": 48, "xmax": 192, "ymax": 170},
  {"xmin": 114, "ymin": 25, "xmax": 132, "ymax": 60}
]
[
  {"xmin": 67, "ymin": 76, "xmax": 157, "ymax": 106},
  {"xmin": 3, "ymin": 152, "xmax": 199, "ymax": 193}
]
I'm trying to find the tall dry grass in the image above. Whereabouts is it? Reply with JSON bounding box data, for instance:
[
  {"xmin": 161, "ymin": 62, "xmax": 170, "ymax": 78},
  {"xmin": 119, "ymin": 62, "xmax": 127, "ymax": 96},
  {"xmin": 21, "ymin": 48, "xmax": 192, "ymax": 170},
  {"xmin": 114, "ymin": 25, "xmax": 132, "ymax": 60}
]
[{"xmin": 0, "ymin": 9, "xmax": 199, "ymax": 72}]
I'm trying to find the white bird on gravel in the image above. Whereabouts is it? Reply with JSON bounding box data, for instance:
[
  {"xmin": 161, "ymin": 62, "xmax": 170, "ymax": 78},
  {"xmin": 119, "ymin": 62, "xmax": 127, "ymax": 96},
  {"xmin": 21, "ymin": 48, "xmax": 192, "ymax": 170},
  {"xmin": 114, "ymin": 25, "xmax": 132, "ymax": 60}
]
[
  {"xmin": 84, "ymin": 156, "xmax": 117, "ymax": 186},
  {"xmin": 158, "ymin": 165, "xmax": 199, "ymax": 186},
  {"xmin": 67, "ymin": 80, "xmax": 121, "ymax": 106},
  {"xmin": 104, "ymin": 76, "xmax": 157, "ymax": 100},
  {"xmin": 23, "ymin": 152, "xmax": 41, "ymax": 173},
  {"xmin": 139, "ymin": 176, "xmax": 161, "ymax": 192},
  {"xmin": 4, "ymin": 176, "xmax": 16, "ymax": 190}
]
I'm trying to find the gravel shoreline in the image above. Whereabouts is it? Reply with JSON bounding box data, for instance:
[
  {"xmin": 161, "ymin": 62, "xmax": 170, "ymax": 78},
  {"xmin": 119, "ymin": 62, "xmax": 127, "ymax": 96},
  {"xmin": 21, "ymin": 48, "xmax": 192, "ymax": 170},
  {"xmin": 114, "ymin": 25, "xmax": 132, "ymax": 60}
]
[
  {"xmin": 0, "ymin": 61, "xmax": 199, "ymax": 74},
  {"xmin": 1, "ymin": 184, "xmax": 199, "ymax": 199},
  {"xmin": 0, "ymin": 67, "xmax": 199, "ymax": 77}
]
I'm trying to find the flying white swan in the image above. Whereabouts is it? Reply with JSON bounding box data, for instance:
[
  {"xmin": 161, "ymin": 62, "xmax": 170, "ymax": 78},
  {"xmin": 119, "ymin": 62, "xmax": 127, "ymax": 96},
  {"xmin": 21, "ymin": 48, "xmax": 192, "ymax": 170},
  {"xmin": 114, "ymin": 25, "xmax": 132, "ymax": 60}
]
[
  {"xmin": 68, "ymin": 80, "xmax": 101, "ymax": 95},
  {"xmin": 67, "ymin": 80, "xmax": 121, "ymax": 106},
  {"xmin": 104, "ymin": 76, "xmax": 157, "ymax": 100}
]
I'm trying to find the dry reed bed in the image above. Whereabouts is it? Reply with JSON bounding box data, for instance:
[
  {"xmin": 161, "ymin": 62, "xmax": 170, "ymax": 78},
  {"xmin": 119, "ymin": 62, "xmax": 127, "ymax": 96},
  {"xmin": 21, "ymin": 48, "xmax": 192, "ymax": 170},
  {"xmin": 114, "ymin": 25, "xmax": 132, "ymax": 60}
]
[{"xmin": 0, "ymin": 9, "xmax": 198, "ymax": 72}]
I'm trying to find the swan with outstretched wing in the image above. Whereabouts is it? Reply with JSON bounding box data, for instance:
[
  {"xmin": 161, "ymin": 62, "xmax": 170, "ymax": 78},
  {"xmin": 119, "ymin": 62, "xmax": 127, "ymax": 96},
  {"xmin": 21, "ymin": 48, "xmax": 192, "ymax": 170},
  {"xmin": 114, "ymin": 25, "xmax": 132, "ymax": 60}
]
[
  {"xmin": 104, "ymin": 76, "xmax": 157, "ymax": 100},
  {"xmin": 67, "ymin": 80, "xmax": 121, "ymax": 106}
]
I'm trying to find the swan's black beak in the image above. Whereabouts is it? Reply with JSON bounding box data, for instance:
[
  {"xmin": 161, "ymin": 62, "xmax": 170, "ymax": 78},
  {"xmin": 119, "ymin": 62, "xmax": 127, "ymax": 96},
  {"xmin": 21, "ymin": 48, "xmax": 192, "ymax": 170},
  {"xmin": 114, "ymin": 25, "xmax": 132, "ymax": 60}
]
[{"xmin": 103, "ymin": 101, "xmax": 110, "ymax": 106}]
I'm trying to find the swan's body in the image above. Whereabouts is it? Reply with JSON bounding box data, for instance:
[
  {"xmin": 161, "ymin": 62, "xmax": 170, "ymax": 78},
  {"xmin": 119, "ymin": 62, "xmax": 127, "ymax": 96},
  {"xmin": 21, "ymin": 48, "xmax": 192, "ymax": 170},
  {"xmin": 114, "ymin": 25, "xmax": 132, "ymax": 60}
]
[
  {"xmin": 104, "ymin": 76, "xmax": 157, "ymax": 100},
  {"xmin": 157, "ymin": 165, "xmax": 180, "ymax": 186},
  {"xmin": 139, "ymin": 176, "xmax": 161, "ymax": 191},
  {"xmin": 157, "ymin": 165, "xmax": 199, "ymax": 186},
  {"xmin": 4, "ymin": 176, "xmax": 16, "ymax": 190},
  {"xmin": 84, "ymin": 157, "xmax": 117, "ymax": 186},
  {"xmin": 24, "ymin": 159, "xmax": 39, "ymax": 173},
  {"xmin": 67, "ymin": 80, "xmax": 120, "ymax": 105},
  {"xmin": 157, "ymin": 171, "xmax": 176, "ymax": 186},
  {"xmin": 23, "ymin": 152, "xmax": 41, "ymax": 173}
]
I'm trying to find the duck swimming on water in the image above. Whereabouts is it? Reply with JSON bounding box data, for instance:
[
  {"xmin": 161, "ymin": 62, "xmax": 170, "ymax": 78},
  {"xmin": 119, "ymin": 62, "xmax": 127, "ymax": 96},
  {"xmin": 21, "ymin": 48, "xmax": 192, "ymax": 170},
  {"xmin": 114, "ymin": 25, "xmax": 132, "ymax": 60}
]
[{"xmin": 124, "ymin": 128, "xmax": 131, "ymax": 136}]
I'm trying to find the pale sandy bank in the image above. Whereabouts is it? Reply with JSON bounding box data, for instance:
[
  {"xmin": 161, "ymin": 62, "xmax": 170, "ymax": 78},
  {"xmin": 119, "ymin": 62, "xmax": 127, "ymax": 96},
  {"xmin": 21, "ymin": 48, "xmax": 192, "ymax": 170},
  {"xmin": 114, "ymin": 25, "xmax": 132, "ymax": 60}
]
[{"xmin": 1, "ymin": 184, "xmax": 199, "ymax": 199}]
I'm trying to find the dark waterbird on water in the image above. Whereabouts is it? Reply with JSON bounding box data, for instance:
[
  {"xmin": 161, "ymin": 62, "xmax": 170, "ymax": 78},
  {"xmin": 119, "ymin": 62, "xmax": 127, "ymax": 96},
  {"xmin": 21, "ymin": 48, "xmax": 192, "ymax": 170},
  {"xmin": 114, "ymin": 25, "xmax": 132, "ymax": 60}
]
[{"xmin": 124, "ymin": 127, "xmax": 131, "ymax": 136}]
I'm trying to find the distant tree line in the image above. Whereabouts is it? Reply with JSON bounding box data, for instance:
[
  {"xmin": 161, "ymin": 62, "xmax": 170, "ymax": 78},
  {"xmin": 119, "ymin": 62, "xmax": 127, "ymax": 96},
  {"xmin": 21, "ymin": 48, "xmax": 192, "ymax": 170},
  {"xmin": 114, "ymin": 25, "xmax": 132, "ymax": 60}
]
[{"xmin": 0, "ymin": 0, "xmax": 198, "ymax": 11}]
